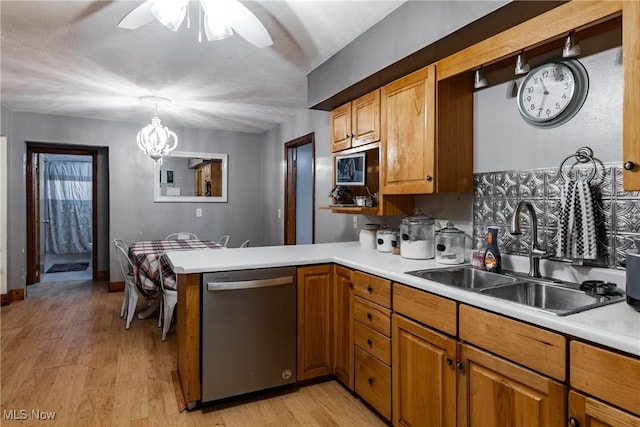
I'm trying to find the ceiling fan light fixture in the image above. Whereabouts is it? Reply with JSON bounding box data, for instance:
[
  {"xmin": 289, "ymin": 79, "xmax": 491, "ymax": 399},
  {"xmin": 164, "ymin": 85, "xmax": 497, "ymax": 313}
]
[
  {"xmin": 151, "ymin": 0, "xmax": 188, "ymax": 32},
  {"xmin": 204, "ymin": 14, "xmax": 233, "ymax": 41},
  {"xmin": 136, "ymin": 96, "xmax": 178, "ymax": 164}
]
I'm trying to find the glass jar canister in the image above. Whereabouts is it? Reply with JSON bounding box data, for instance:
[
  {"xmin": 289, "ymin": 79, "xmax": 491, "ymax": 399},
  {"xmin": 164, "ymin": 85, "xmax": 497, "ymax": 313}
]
[
  {"xmin": 400, "ymin": 209, "xmax": 435, "ymax": 259},
  {"xmin": 359, "ymin": 223, "xmax": 380, "ymax": 249}
]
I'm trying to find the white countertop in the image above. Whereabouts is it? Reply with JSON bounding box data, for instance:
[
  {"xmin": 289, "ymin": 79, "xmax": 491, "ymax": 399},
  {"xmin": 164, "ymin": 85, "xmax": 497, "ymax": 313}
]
[{"xmin": 166, "ymin": 241, "xmax": 640, "ymax": 357}]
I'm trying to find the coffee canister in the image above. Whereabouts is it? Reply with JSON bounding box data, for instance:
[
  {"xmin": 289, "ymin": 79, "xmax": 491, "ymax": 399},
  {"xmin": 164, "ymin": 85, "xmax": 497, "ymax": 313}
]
[
  {"xmin": 626, "ymin": 252, "xmax": 640, "ymax": 312},
  {"xmin": 359, "ymin": 223, "xmax": 379, "ymax": 249},
  {"xmin": 376, "ymin": 227, "xmax": 394, "ymax": 252}
]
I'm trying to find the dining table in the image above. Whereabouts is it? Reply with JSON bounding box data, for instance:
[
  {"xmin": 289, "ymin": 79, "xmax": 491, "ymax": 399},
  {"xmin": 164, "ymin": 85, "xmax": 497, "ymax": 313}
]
[{"xmin": 128, "ymin": 239, "xmax": 223, "ymax": 319}]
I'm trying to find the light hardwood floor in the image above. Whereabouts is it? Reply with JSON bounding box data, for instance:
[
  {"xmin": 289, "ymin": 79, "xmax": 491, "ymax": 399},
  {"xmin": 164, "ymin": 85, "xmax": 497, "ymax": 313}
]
[{"xmin": 1, "ymin": 280, "xmax": 387, "ymax": 427}]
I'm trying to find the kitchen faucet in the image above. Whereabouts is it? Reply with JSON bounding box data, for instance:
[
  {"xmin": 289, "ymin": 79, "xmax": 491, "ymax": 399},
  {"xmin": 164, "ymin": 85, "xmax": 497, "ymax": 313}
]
[{"xmin": 510, "ymin": 200, "xmax": 547, "ymax": 278}]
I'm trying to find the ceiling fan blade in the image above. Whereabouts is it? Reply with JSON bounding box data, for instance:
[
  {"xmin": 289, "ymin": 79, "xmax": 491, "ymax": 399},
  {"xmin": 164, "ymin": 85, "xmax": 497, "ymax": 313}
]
[
  {"xmin": 117, "ymin": 0, "xmax": 158, "ymax": 30},
  {"xmin": 223, "ymin": 0, "xmax": 273, "ymax": 48}
]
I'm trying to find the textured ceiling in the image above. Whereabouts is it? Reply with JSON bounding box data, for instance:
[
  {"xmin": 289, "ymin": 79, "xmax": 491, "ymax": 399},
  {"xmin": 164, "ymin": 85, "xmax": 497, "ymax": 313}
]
[{"xmin": 0, "ymin": 0, "xmax": 405, "ymax": 133}]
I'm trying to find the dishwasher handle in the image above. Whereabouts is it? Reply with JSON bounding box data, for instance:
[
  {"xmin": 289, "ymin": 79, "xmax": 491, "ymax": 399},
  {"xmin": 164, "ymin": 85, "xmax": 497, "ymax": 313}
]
[{"xmin": 207, "ymin": 275, "xmax": 293, "ymax": 291}]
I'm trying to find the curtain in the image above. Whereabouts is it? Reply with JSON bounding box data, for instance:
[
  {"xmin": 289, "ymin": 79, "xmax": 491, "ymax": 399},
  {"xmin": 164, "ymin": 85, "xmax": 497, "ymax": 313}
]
[{"xmin": 45, "ymin": 161, "xmax": 92, "ymax": 254}]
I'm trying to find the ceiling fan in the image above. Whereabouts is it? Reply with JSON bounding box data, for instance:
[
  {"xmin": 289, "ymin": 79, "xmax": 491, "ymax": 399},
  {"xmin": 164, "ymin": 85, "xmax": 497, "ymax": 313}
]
[{"xmin": 117, "ymin": 0, "xmax": 273, "ymax": 48}]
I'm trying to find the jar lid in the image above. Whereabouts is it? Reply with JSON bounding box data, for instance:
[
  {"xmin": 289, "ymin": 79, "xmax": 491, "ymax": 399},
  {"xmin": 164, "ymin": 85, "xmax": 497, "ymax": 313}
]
[
  {"xmin": 437, "ymin": 221, "xmax": 464, "ymax": 234},
  {"xmin": 377, "ymin": 228, "xmax": 394, "ymax": 235},
  {"xmin": 364, "ymin": 223, "xmax": 380, "ymax": 230},
  {"xmin": 402, "ymin": 208, "xmax": 434, "ymax": 225}
]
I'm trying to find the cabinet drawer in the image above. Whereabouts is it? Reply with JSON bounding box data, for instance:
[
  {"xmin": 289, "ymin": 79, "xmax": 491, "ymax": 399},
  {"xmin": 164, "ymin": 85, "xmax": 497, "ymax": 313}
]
[
  {"xmin": 571, "ymin": 341, "xmax": 640, "ymax": 415},
  {"xmin": 354, "ymin": 297, "xmax": 391, "ymax": 337},
  {"xmin": 459, "ymin": 305, "xmax": 566, "ymax": 381},
  {"xmin": 355, "ymin": 346, "xmax": 391, "ymax": 420},
  {"xmin": 355, "ymin": 321, "xmax": 391, "ymax": 365},
  {"xmin": 351, "ymin": 270, "xmax": 391, "ymax": 308},
  {"xmin": 393, "ymin": 283, "xmax": 457, "ymax": 336}
]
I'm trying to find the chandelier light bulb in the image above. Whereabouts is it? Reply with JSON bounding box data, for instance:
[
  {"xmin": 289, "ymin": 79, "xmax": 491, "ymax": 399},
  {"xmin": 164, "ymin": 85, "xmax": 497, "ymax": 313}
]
[{"xmin": 136, "ymin": 107, "xmax": 178, "ymax": 164}]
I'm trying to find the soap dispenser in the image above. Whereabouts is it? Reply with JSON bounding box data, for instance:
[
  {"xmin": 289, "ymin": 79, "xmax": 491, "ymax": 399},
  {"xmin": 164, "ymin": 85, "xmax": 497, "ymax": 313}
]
[{"xmin": 483, "ymin": 226, "xmax": 502, "ymax": 273}]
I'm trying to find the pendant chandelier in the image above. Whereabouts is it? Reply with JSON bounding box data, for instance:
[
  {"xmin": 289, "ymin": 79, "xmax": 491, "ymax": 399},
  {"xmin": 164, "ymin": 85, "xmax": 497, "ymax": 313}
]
[{"xmin": 136, "ymin": 96, "xmax": 178, "ymax": 164}]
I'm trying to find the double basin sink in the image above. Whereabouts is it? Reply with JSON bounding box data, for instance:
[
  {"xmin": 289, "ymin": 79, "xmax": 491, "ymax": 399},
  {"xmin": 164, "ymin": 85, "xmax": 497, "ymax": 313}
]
[{"xmin": 405, "ymin": 266, "xmax": 625, "ymax": 316}]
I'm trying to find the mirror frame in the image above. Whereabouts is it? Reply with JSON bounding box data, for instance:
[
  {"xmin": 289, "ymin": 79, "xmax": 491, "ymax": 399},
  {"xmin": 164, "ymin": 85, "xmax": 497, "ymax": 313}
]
[{"xmin": 154, "ymin": 151, "xmax": 228, "ymax": 203}]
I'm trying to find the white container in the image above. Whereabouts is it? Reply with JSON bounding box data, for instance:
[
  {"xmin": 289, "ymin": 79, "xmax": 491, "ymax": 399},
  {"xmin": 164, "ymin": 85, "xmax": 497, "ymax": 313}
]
[
  {"xmin": 376, "ymin": 228, "xmax": 394, "ymax": 252},
  {"xmin": 359, "ymin": 224, "xmax": 379, "ymax": 249},
  {"xmin": 400, "ymin": 209, "xmax": 435, "ymax": 259}
]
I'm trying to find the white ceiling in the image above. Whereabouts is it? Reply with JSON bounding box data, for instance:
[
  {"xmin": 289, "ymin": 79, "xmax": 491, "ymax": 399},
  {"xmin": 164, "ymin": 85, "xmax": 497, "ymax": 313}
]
[{"xmin": 0, "ymin": 0, "xmax": 405, "ymax": 133}]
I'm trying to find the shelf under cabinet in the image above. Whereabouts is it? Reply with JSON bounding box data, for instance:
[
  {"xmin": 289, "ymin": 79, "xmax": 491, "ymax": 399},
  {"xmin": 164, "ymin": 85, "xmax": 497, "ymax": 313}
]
[{"xmin": 319, "ymin": 206, "xmax": 379, "ymax": 215}]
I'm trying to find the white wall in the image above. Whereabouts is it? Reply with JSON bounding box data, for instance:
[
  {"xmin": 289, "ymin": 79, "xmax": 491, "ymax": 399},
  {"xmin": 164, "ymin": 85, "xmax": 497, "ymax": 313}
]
[{"xmin": 0, "ymin": 135, "xmax": 7, "ymax": 295}]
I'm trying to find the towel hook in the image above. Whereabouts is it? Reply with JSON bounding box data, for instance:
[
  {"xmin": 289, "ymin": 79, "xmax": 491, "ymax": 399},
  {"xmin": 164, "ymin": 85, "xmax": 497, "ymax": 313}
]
[{"xmin": 559, "ymin": 146, "xmax": 597, "ymax": 183}]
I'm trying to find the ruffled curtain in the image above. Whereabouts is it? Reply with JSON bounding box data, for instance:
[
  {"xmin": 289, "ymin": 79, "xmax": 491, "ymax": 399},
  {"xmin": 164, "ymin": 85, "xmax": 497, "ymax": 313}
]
[{"xmin": 45, "ymin": 161, "xmax": 92, "ymax": 254}]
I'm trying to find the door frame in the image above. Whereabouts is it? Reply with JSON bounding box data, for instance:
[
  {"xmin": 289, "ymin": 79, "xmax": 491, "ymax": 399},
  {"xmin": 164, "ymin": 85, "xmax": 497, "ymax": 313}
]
[
  {"xmin": 284, "ymin": 133, "xmax": 315, "ymax": 245},
  {"xmin": 26, "ymin": 144, "xmax": 99, "ymax": 284}
]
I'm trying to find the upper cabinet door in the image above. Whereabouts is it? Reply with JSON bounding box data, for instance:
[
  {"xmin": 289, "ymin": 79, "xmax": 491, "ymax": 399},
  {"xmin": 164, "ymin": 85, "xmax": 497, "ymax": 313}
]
[
  {"xmin": 623, "ymin": 0, "xmax": 640, "ymax": 190},
  {"xmin": 380, "ymin": 65, "xmax": 436, "ymax": 194},
  {"xmin": 330, "ymin": 102, "xmax": 352, "ymax": 152},
  {"xmin": 351, "ymin": 90, "xmax": 380, "ymax": 148}
]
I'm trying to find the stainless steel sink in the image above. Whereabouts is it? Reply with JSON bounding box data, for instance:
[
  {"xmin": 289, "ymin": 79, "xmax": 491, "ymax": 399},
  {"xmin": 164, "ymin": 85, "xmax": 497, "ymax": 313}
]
[
  {"xmin": 479, "ymin": 282, "xmax": 625, "ymax": 316},
  {"xmin": 404, "ymin": 266, "xmax": 626, "ymax": 316},
  {"xmin": 405, "ymin": 266, "xmax": 518, "ymax": 289}
]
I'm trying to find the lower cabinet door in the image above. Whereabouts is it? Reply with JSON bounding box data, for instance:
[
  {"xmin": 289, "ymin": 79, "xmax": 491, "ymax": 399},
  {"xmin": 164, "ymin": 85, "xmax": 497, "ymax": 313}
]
[
  {"xmin": 354, "ymin": 347, "xmax": 391, "ymax": 420},
  {"xmin": 392, "ymin": 314, "xmax": 457, "ymax": 427},
  {"xmin": 459, "ymin": 344, "xmax": 566, "ymax": 427},
  {"xmin": 569, "ymin": 391, "xmax": 640, "ymax": 427}
]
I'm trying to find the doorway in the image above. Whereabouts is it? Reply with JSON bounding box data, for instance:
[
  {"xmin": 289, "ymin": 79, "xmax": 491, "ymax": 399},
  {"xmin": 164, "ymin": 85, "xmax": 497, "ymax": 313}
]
[
  {"xmin": 284, "ymin": 134, "xmax": 315, "ymax": 245},
  {"xmin": 26, "ymin": 145, "xmax": 99, "ymax": 285}
]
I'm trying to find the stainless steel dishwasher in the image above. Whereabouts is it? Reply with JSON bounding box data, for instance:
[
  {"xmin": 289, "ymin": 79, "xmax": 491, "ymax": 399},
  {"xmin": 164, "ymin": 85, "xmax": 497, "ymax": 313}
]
[{"xmin": 201, "ymin": 267, "xmax": 297, "ymax": 403}]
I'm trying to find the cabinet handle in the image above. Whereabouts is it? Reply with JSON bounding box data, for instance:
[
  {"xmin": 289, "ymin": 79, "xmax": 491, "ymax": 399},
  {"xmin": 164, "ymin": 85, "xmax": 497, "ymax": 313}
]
[
  {"xmin": 351, "ymin": 133, "xmax": 355, "ymax": 138},
  {"xmin": 456, "ymin": 361, "xmax": 464, "ymax": 371},
  {"xmin": 446, "ymin": 358, "xmax": 453, "ymax": 366},
  {"xmin": 367, "ymin": 338, "xmax": 373, "ymax": 347},
  {"xmin": 568, "ymin": 417, "xmax": 580, "ymax": 427},
  {"xmin": 367, "ymin": 377, "xmax": 375, "ymax": 385},
  {"xmin": 346, "ymin": 134, "xmax": 350, "ymax": 139},
  {"xmin": 425, "ymin": 175, "xmax": 433, "ymax": 182},
  {"xmin": 624, "ymin": 161, "xmax": 635, "ymax": 171},
  {"xmin": 367, "ymin": 285, "xmax": 373, "ymax": 293},
  {"xmin": 348, "ymin": 282, "xmax": 353, "ymax": 289},
  {"xmin": 367, "ymin": 312, "xmax": 373, "ymax": 321}
]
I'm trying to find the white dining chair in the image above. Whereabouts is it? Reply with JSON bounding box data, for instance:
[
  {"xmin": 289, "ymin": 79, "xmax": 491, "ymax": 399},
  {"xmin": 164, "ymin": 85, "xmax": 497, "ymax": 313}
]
[
  {"xmin": 240, "ymin": 239, "xmax": 250, "ymax": 248},
  {"xmin": 165, "ymin": 232, "xmax": 198, "ymax": 240},
  {"xmin": 156, "ymin": 252, "xmax": 178, "ymax": 342},
  {"xmin": 114, "ymin": 238, "xmax": 141, "ymax": 329},
  {"xmin": 217, "ymin": 235, "xmax": 230, "ymax": 247}
]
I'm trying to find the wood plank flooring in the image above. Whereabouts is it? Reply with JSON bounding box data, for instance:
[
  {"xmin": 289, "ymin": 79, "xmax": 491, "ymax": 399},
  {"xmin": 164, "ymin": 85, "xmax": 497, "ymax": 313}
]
[{"xmin": 1, "ymin": 280, "xmax": 387, "ymax": 427}]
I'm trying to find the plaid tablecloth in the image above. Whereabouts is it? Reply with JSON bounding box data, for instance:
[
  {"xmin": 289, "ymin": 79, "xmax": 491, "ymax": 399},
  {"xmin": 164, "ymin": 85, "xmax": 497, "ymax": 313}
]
[{"xmin": 129, "ymin": 240, "xmax": 222, "ymax": 293}]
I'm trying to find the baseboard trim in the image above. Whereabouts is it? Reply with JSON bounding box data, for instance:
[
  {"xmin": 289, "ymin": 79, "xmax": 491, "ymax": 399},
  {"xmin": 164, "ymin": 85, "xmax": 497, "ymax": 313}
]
[
  {"xmin": 109, "ymin": 281, "xmax": 125, "ymax": 292},
  {"xmin": 96, "ymin": 270, "xmax": 108, "ymax": 281},
  {"xmin": 1, "ymin": 293, "xmax": 9, "ymax": 306}
]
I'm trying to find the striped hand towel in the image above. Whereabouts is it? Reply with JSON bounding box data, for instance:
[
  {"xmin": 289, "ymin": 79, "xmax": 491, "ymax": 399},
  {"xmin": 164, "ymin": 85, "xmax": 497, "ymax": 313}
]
[{"xmin": 556, "ymin": 179, "xmax": 597, "ymax": 260}]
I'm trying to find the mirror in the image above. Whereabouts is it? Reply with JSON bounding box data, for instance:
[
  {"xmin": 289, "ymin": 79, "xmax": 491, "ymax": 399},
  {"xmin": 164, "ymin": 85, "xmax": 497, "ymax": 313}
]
[{"xmin": 154, "ymin": 151, "xmax": 228, "ymax": 202}]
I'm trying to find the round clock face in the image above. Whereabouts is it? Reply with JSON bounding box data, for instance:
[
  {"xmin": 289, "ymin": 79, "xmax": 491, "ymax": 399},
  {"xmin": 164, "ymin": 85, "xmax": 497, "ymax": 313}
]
[{"xmin": 517, "ymin": 59, "xmax": 589, "ymax": 128}]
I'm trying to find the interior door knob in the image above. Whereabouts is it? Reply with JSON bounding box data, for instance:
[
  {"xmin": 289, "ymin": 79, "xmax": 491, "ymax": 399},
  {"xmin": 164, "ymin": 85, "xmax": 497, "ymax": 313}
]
[{"xmin": 624, "ymin": 161, "xmax": 635, "ymax": 171}]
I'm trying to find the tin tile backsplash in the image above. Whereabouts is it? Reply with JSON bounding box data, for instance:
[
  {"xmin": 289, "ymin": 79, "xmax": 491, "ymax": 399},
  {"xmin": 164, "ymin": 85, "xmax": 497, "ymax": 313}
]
[{"xmin": 473, "ymin": 163, "xmax": 637, "ymax": 269}]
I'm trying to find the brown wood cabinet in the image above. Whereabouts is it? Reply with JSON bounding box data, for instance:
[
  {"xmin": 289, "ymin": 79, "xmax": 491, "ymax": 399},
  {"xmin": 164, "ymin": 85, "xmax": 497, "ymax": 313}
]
[
  {"xmin": 459, "ymin": 344, "xmax": 566, "ymax": 427},
  {"xmin": 351, "ymin": 270, "xmax": 392, "ymax": 421},
  {"xmin": 570, "ymin": 341, "xmax": 640, "ymax": 418},
  {"xmin": 623, "ymin": 0, "xmax": 640, "ymax": 190},
  {"xmin": 332, "ymin": 265, "xmax": 354, "ymax": 390},
  {"xmin": 392, "ymin": 313, "xmax": 457, "ymax": 427},
  {"xmin": 330, "ymin": 90, "xmax": 380, "ymax": 152},
  {"xmin": 380, "ymin": 64, "xmax": 473, "ymax": 195},
  {"xmin": 569, "ymin": 391, "xmax": 640, "ymax": 427},
  {"xmin": 297, "ymin": 264, "xmax": 333, "ymax": 381}
]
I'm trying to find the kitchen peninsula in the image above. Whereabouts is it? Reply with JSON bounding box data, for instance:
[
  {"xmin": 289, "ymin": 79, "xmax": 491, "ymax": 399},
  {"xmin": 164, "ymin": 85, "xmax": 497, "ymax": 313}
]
[{"xmin": 166, "ymin": 242, "xmax": 640, "ymax": 424}]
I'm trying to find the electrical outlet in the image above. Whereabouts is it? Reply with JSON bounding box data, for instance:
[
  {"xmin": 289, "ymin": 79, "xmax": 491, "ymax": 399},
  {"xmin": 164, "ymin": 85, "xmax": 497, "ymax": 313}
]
[
  {"xmin": 196, "ymin": 208, "xmax": 202, "ymax": 217},
  {"xmin": 353, "ymin": 216, "xmax": 358, "ymax": 229}
]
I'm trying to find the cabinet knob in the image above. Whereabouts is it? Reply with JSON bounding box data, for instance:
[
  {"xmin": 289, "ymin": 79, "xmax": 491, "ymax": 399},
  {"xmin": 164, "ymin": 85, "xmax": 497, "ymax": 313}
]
[
  {"xmin": 456, "ymin": 361, "xmax": 464, "ymax": 371},
  {"xmin": 367, "ymin": 312, "xmax": 373, "ymax": 321},
  {"xmin": 348, "ymin": 282, "xmax": 353, "ymax": 289},
  {"xmin": 568, "ymin": 417, "xmax": 580, "ymax": 427},
  {"xmin": 446, "ymin": 358, "xmax": 453, "ymax": 366},
  {"xmin": 367, "ymin": 338, "xmax": 373, "ymax": 347},
  {"xmin": 367, "ymin": 285, "xmax": 373, "ymax": 293},
  {"xmin": 351, "ymin": 133, "xmax": 355, "ymax": 138},
  {"xmin": 425, "ymin": 175, "xmax": 433, "ymax": 182},
  {"xmin": 368, "ymin": 377, "xmax": 375, "ymax": 385},
  {"xmin": 624, "ymin": 161, "xmax": 635, "ymax": 171}
]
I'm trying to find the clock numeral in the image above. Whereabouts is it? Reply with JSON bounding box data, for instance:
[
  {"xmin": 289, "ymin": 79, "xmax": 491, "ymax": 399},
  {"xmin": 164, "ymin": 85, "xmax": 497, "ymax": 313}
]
[
  {"xmin": 556, "ymin": 102, "xmax": 561, "ymax": 110},
  {"xmin": 542, "ymin": 70, "xmax": 549, "ymax": 78},
  {"xmin": 546, "ymin": 108, "xmax": 551, "ymax": 116},
  {"xmin": 530, "ymin": 104, "xmax": 536, "ymax": 111},
  {"xmin": 526, "ymin": 96, "xmax": 531, "ymax": 102},
  {"xmin": 527, "ymin": 87, "xmax": 534, "ymax": 94}
]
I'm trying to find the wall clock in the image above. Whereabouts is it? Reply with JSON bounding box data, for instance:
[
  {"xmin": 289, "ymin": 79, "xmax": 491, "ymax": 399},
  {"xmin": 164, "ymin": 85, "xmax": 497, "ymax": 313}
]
[{"xmin": 517, "ymin": 58, "xmax": 589, "ymax": 128}]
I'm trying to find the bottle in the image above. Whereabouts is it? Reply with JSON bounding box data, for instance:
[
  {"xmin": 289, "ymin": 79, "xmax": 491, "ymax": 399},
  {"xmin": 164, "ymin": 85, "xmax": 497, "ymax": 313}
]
[
  {"xmin": 483, "ymin": 226, "xmax": 501, "ymax": 273},
  {"xmin": 471, "ymin": 242, "xmax": 484, "ymax": 270}
]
